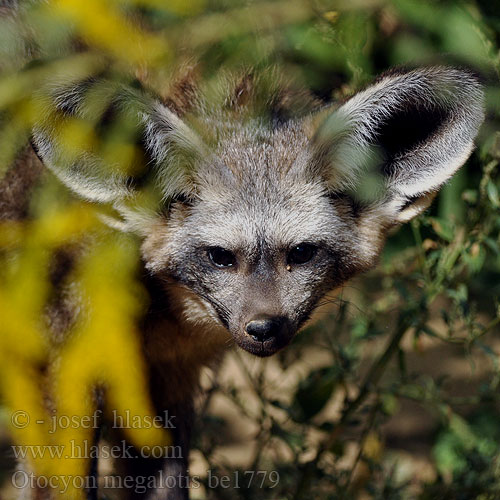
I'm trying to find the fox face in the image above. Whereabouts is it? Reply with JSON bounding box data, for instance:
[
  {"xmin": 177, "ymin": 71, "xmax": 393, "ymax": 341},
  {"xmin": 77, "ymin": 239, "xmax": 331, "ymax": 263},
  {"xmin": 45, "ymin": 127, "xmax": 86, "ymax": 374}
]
[
  {"xmin": 32, "ymin": 67, "xmax": 484, "ymax": 357},
  {"xmin": 143, "ymin": 121, "xmax": 359, "ymax": 356}
]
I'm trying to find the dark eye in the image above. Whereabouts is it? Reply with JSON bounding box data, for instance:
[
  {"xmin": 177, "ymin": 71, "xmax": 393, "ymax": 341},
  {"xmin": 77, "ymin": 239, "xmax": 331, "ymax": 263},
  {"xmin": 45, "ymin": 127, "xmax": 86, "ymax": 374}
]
[
  {"xmin": 208, "ymin": 247, "xmax": 237, "ymax": 268},
  {"xmin": 287, "ymin": 244, "xmax": 318, "ymax": 266}
]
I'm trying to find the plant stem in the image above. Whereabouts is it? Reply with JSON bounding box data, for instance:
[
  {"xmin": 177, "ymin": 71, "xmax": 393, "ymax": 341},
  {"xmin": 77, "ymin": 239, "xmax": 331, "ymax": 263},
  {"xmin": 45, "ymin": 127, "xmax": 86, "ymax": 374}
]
[{"xmin": 292, "ymin": 313, "xmax": 413, "ymax": 499}]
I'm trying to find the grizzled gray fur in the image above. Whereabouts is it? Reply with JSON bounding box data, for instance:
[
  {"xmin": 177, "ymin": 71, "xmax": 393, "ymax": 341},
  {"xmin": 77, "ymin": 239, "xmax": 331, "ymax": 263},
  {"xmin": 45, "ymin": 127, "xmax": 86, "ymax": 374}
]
[{"xmin": 5, "ymin": 66, "xmax": 485, "ymax": 499}]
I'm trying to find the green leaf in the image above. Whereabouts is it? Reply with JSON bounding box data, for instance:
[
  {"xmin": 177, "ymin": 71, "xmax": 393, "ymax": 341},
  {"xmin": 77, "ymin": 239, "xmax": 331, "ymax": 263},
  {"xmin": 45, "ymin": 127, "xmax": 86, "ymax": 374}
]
[
  {"xmin": 462, "ymin": 242, "xmax": 486, "ymax": 273},
  {"xmin": 486, "ymin": 180, "xmax": 500, "ymax": 208},
  {"xmin": 291, "ymin": 366, "xmax": 340, "ymax": 422},
  {"xmin": 381, "ymin": 393, "xmax": 399, "ymax": 416},
  {"xmin": 462, "ymin": 189, "xmax": 478, "ymax": 204},
  {"xmin": 428, "ymin": 217, "xmax": 455, "ymax": 242}
]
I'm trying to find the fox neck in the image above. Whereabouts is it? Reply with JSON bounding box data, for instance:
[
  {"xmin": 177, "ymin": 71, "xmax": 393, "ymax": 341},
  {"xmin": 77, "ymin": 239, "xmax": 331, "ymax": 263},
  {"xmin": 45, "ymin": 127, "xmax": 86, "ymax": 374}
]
[{"xmin": 139, "ymin": 269, "xmax": 232, "ymax": 380}]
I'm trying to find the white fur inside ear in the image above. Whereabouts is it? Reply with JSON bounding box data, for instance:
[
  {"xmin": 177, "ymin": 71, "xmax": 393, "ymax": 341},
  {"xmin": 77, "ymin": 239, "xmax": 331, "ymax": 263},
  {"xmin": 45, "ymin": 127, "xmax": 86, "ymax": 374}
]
[
  {"xmin": 98, "ymin": 213, "xmax": 130, "ymax": 232},
  {"xmin": 97, "ymin": 201, "xmax": 159, "ymax": 235},
  {"xmin": 388, "ymin": 128, "xmax": 475, "ymax": 199},
  {"xmin": 141, "ymin": 103, "xmax": 207, "ymax": 201},
  {"xmin": 32, "ymin": 129, "xmax": 132, "ymax": 203},
  {"xmin": 395, "ymin": 192, "xmax": 437, "ymax": 224},
  {"xmin": 313, "ymin": 67, "xmax": 484, "ymax": 200}
]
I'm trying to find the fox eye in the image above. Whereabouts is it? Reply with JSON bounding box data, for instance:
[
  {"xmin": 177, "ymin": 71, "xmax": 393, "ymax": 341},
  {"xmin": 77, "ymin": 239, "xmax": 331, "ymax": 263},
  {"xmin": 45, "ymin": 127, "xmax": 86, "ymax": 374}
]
[
  {"xmin": 287, "ymin": 244, "xmax": 318, "ymax": 265},
  {"xmin": 208, "ymin": 247, "xmax": 237, "ymax": 268}
]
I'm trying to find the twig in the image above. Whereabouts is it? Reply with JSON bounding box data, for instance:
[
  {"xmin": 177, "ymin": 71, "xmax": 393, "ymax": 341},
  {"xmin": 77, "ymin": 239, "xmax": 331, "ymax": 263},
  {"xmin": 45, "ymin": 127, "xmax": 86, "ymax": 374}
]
[{"xmin": 292, "ymin": 313, "xmax": 413, "ymax": 499}]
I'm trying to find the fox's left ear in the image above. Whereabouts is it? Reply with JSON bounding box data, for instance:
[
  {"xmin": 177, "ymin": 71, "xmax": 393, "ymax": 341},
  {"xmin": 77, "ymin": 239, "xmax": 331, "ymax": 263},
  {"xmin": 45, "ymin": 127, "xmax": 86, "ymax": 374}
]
[{"xmin": 311, "ymin": 67, "xmax": 484, "ymax": 224}]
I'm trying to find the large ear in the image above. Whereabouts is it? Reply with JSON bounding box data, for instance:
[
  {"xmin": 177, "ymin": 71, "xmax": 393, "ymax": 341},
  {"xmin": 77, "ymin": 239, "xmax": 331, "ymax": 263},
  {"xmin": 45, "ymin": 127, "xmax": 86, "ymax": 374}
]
[
  {"xmin": 311, "ymin": 67, "xmax": 484, "ymax": 223},
  {"xmin": 31, "ymin": 75, "xmax": 206, "ymax": 232}
]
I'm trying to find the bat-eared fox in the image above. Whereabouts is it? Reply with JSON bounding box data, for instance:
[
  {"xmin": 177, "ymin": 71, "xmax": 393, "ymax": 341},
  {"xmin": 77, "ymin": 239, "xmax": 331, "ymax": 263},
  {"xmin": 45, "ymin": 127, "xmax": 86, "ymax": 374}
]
[{"xmin": 2, "ymin": 64, "xmax": 484, "ymax": 499}]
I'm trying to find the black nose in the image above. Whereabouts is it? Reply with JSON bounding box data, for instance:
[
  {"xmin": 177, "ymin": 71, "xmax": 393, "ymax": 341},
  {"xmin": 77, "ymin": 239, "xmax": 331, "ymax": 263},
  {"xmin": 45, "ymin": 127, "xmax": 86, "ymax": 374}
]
[{"xmin": 245, "ymin": 316, "xmax": 287, "ymax": 342}]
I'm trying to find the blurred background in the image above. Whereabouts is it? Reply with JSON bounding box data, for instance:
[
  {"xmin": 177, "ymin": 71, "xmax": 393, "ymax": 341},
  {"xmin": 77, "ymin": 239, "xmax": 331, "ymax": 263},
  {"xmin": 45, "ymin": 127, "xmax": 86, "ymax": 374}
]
[{"xmin": 0, "ymin": 0, "xmax": 500, "ymax": 499}]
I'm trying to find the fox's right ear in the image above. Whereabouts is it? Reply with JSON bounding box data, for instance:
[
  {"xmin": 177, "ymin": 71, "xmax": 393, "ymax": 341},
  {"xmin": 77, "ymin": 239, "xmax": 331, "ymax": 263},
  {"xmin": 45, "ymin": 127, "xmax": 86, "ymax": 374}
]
[
  {"xmin": 310, "ymin": 67, "xmax": 484, "ymax": 225},
  {"xmin": 31, "ymin": 76, "xmax": 205, "ymax": 232}
]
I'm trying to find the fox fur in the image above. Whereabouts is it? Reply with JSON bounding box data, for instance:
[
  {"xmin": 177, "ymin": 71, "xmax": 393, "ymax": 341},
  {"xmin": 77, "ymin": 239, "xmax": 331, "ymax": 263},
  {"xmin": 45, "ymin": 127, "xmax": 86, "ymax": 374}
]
[{"xmin": 1, "ymin": 65, "xmax": 484, "ymax": 499}]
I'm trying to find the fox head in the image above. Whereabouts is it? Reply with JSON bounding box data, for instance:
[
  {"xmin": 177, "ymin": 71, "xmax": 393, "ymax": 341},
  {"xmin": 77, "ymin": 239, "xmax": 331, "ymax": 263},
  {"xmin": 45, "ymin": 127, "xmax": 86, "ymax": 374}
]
[{"xmin": 32, "ymin": 67, "xmax": 484, "ymax": 356}]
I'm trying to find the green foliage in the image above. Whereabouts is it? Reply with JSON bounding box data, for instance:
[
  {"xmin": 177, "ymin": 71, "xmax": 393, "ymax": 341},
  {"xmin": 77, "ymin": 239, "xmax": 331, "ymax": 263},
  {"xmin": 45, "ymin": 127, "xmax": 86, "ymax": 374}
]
[
  {"xmin": 0, "ymin": 0, "xmax": 499, "ymax": 499},
  {"xmin": 291, "ymin": 366, "xmax": 341, "ymax": 422}
]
